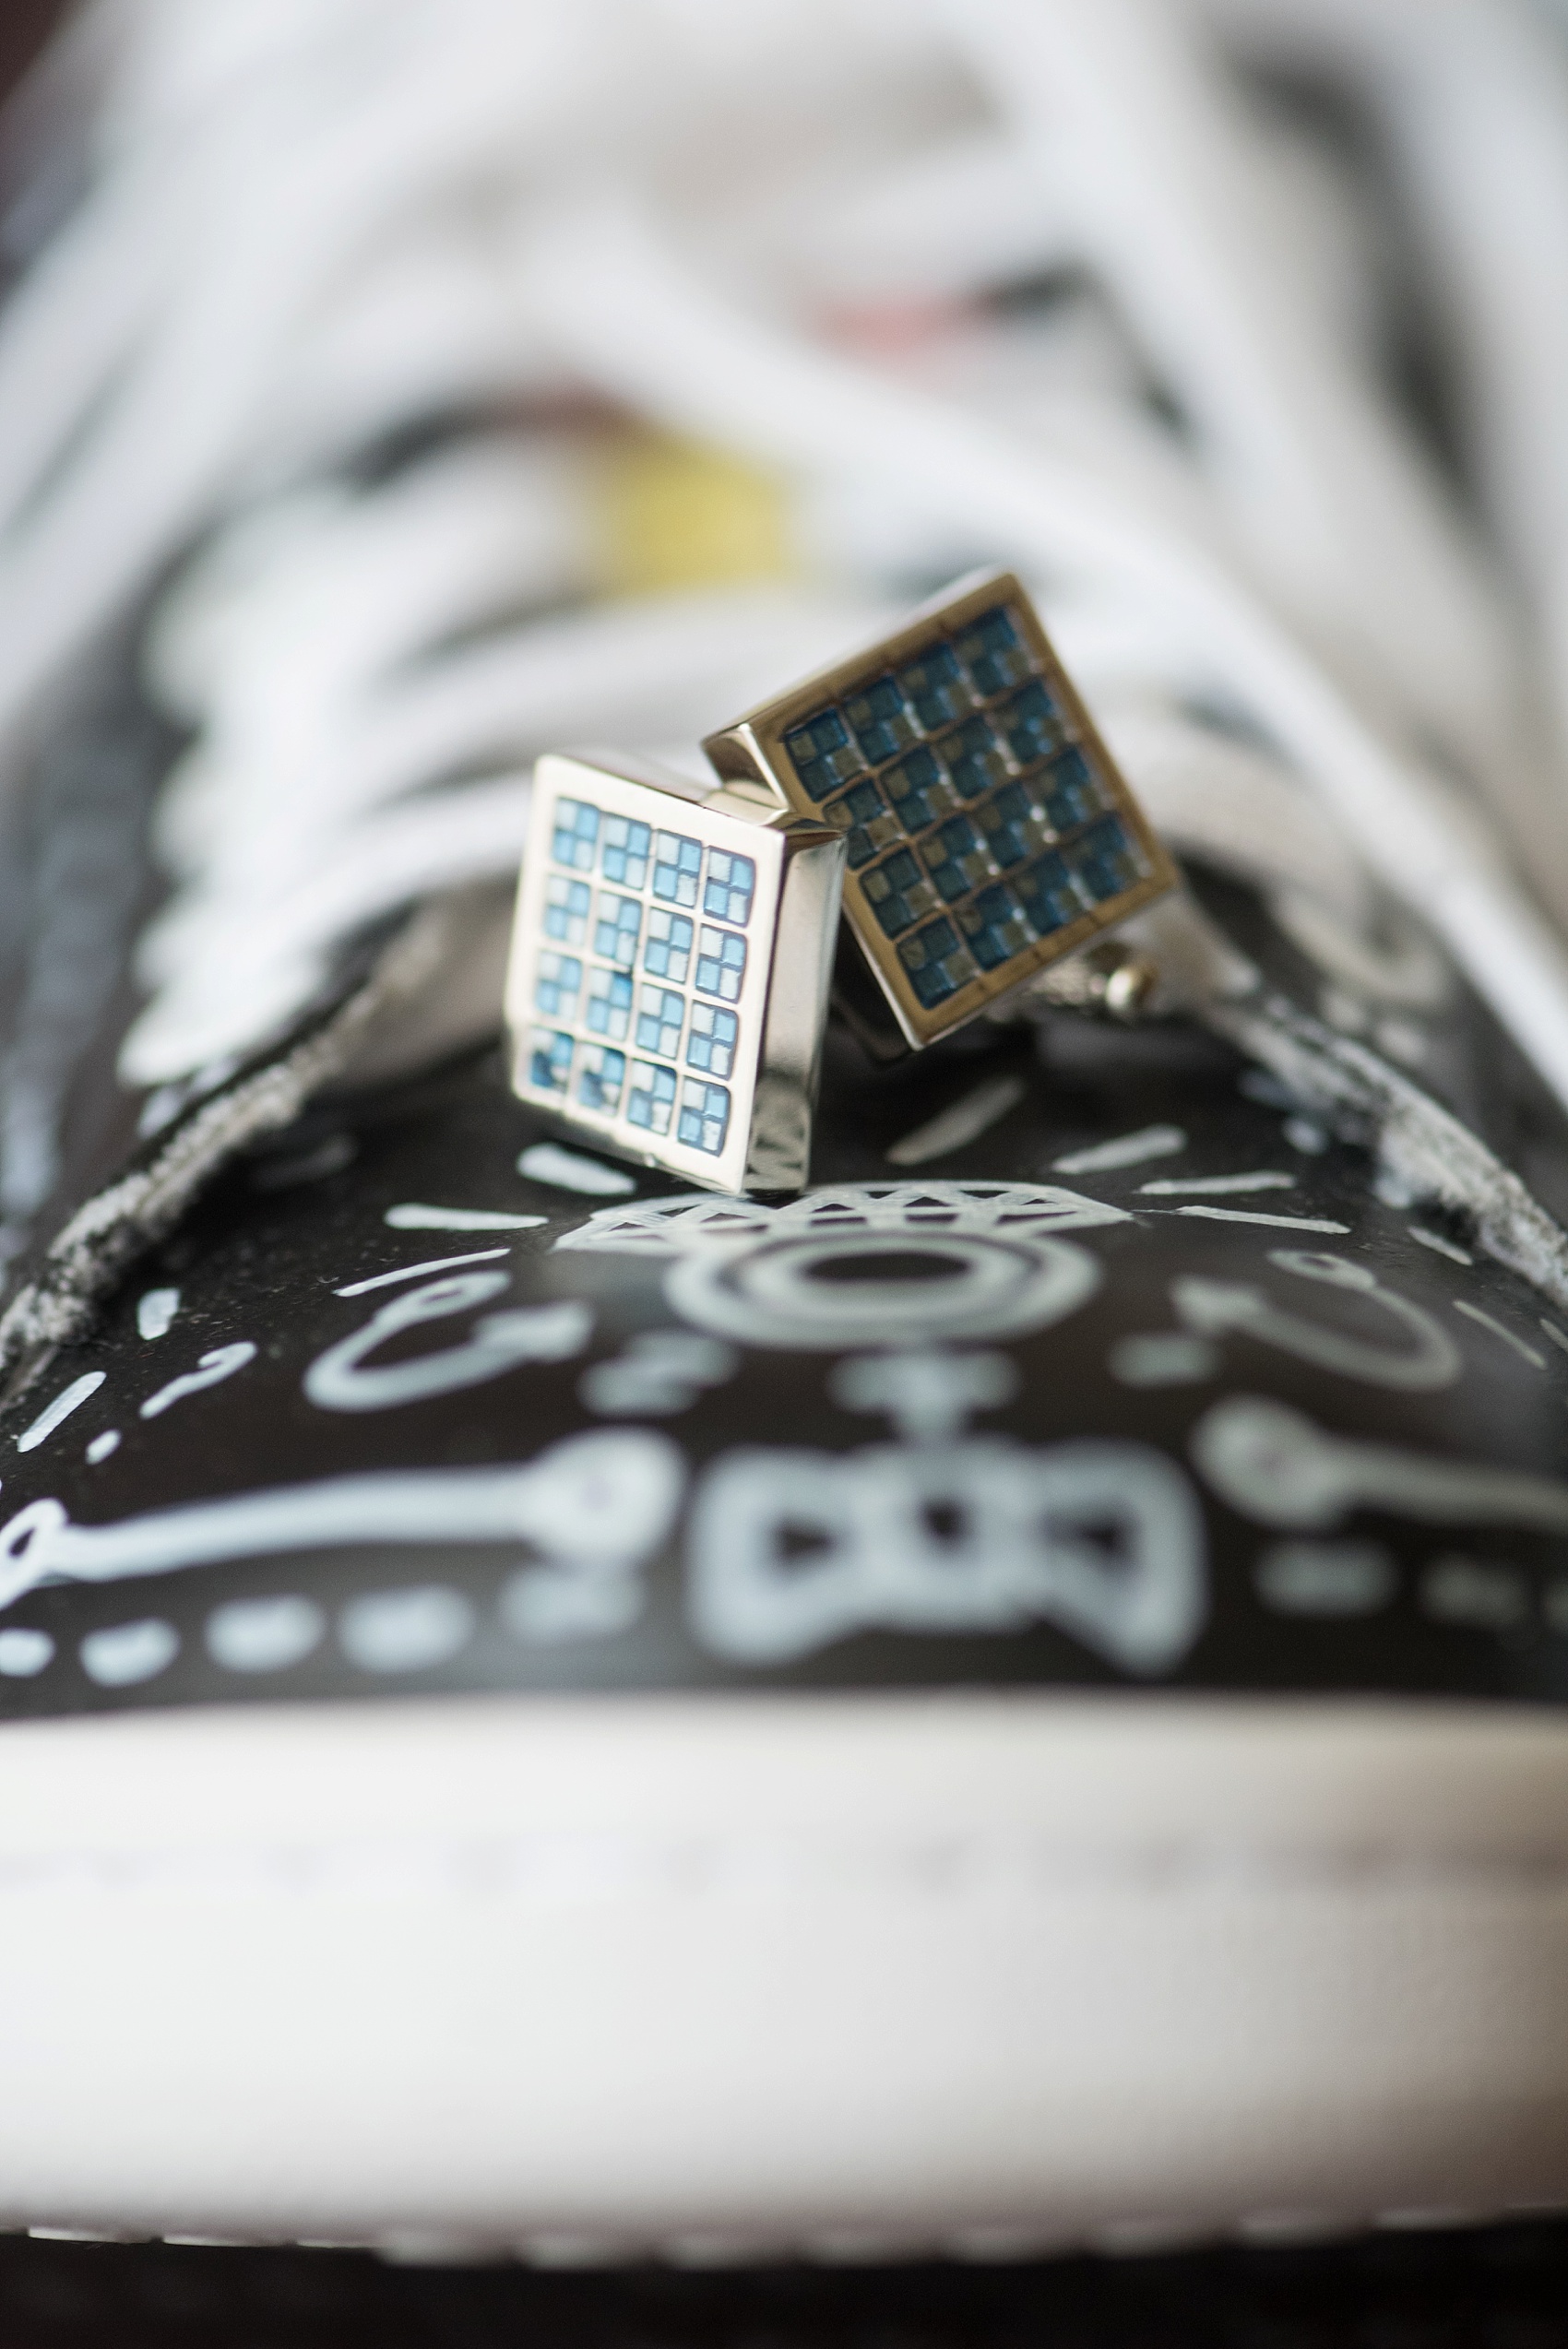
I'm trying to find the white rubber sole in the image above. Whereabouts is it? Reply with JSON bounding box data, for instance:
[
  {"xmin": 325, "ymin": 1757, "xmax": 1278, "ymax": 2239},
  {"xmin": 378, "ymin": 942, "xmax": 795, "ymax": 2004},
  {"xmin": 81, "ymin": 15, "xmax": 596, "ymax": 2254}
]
[{"xmin": 2, "ymin": 1690, "xmax": 1568, "ymax": 2259}]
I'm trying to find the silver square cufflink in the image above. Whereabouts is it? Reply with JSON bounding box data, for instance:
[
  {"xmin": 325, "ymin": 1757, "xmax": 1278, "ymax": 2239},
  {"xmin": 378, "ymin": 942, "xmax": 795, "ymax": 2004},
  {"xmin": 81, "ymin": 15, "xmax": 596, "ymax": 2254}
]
[
  {"xmin": 505, "ymin": 752, "xmax": 843, "ymax": 1194},
  {"xmin": 704, "ymin": 569, "xmax": 1177, "ymax": 1059}
]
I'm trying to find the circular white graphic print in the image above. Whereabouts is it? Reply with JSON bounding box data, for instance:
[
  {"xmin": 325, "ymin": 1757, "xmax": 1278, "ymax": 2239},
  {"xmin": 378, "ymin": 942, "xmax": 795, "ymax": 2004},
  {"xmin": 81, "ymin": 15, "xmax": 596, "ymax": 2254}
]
[{"xmin": 592, "ymin": 1183, "xmax": 1118, "ymax": 1350}]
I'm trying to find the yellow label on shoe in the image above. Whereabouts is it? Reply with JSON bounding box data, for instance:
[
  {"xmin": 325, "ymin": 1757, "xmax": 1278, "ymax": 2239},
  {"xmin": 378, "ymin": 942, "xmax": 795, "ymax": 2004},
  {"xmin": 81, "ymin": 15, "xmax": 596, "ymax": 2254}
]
[{"xmin": 594, "ymin": 430, "xmax": 793, "ymax": 597}]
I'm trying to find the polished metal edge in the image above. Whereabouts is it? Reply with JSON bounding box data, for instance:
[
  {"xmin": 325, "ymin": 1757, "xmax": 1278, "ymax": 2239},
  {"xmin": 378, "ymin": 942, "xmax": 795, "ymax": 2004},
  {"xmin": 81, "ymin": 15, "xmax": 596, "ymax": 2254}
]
[{"xmin": 704, "ymin": 568, "xmax": 1178, "ymax": 1053}]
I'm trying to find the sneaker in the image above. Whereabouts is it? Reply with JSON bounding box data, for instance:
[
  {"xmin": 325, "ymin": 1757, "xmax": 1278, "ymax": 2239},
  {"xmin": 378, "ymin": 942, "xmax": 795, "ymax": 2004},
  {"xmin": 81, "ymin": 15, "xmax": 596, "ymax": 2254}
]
[{"xmin": 3, "ymin": 0, "xmax": 1568, "ymax": 2260}]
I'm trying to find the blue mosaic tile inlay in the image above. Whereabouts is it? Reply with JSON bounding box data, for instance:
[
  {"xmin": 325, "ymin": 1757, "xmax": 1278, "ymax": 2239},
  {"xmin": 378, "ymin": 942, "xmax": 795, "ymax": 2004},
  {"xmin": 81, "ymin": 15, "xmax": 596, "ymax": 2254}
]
[
  {"xmin": 577, "ymin": 1045, "xmax": 625, "ymax": 1115},
  {"xmin": 885, "ymin": 746, "xmax": 959, "ymax": 833},
  {"xmin": 826, "ymin": 775, "xmax": 899, "ymax": 870},
  {"xmin": 781, "ymin": 708, "xmax": 863, "ymax": 802},
  {"xmin": 695, "ymin": 926, "xmax": 747, "ymax": 1002},
  {"xmin": 552, "ymin": 800, "xmax": 600, "ymax": 872},
  {"xmin": 1039, "ymin": 746, "xmax": 1107, "ymax": 836},
  {"xmin": 861, "ymin": 847, "xmax": 941, "ymax": 941},
  {"xmin": 1016, "ymin": 849, "xmax": 1087, "ymax": 938},
  {"xmin": 529, "ymin": 1029, "xmax": 573, "ymax": 1093},
  {"xmin": 535, "ymin": 952, "xmax": 582, "ymax": 1020},
  {"xmin": 956, "ymin": 605, "xmax": 1034, "ymax": 698},
  {"xmin": 778, "ymin": 600, "xmax": 1151, "ymax": 1014},
  {"xmin": 644, "ymin": 909, "xmax": 695, "ymax": 984},
  {"xmin": 1066, "ymin": 813, "xmax": 1144, "ymax": 901},
  {"xmin": 627, "ymin": 1060, "xmax": 677, "ymax": 1135},
  {"xmin": 976, "ymin": 780, "xmax": 1050, "ymax": 870},
  {"xmin": 529, "ymin": 789, "xmax": 750, "ymax": 1164},
  {"xmin": 679, "ymin": 1078, "xmax": 731, "ymax": 1156},
  {"xmin": 897, "ymin": 916, "xmax": 978, "ymax": 1010},
  {"xmin": 959, "ymin": 883, "xmax": 1034, "ymax": 971},
  {"xmin": 687, "ymin": 1002, "xmax": 739, "ymax": 1077},
  {"xmin": 601, "ymin": 815, "xmax": 652, "ymax": 889},
  {"xmin": 947, "ymin": 714, "xmax": 1012, "ymax": 802},
  {"xmin": 898, "ymin": 643, "xmax": 976, "ymax": 733},
  {"xmin": 636, "ymin": 985, "xmax": 684, "ymax": 1059},
  {"xmin": 1001, "ymin": 679, "xmax": 1067, "ymax": 767},
  {"xmin": 921, "ymin": 813, "xmax": 998, "ymax": 904},
  {"xmin": 653, "ymin": 831, "xmax": 703, "ymax": 907},
  {"xmin": 846, "ymin": 675, "xmax": 921, "ymax": 766},
  {"xmin": 585, "ymin": 966, "xmax": 634, "ymax": 1041},
  {"xmin": 593, "ymin": 893, "xmax": 642, "ymax": 967},
  {"xmin": 544, "ymin": 875, "xmax": 590, "ymax": 946},
  {"xmin": 703, "ymin": 849, "xmax": 755, "ymax": 927}
]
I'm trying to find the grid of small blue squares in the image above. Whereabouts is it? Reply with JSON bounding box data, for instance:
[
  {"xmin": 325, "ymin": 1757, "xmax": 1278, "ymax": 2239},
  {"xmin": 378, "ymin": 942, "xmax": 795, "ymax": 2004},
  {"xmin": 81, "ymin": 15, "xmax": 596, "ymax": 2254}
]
[
  {"xmin": 781, "ymin": 603, "xmax": 1150, "ymax": 1013},
  {"xmin": 529, "ymin": 795, "xmax": 754, "ymax": 1157}
]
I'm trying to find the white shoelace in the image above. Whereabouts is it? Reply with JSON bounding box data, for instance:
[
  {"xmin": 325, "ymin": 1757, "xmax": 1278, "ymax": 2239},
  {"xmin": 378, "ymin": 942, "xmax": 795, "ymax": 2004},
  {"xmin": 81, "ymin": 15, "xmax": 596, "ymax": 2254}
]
[{"xmin": 4, "ymin": 0, "xmax": 1568, "ymax": 1113}]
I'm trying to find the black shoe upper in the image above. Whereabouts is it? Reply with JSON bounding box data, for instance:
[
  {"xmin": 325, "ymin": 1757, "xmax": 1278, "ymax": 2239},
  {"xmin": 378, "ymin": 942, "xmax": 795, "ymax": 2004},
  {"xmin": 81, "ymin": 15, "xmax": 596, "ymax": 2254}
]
[{"xmin": 3, "ymin": 698, "xmax": 1568, "ymax": 1724}]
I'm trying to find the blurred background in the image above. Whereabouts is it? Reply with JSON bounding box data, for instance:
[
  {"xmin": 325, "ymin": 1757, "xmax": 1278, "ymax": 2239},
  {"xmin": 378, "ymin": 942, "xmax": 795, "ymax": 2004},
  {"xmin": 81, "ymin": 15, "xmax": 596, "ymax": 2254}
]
[{"xmin": 9, "ymin": 0, "xmax": 1568, "ymax": 2338}]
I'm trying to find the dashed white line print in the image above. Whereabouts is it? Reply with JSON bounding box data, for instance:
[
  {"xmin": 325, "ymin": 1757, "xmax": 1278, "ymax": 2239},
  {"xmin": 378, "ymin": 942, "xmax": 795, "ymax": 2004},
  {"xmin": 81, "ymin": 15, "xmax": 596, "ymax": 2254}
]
[
  {"xmin": 1409, "ymin": 1227, "xmax": 1472, "ymax": 1266},
  {"xmin": 0, "ymin": 1629, "xmax": 53, "ymax": 1678},
  {"xmin": 1109, "ymin": 1334, "xmax": 1219, "ymax": 1388},
  {"xmin": 1139, "ymin": 1172, "xmax": 1295, "ymax": 1196},
  {"xmin": 1420, "ymin": 1556, "xmax": 1528, "ymax": 1629},
  {"xmin": 86, "ymin": 1431, "xmax": 120, "ymax": 1465},
  {"xmin": 1052, "ymin": 1124, "xmax": 1185, "ymax": 1174},
  {"xmin": 518, "ymin": 1142, "xmax": 636, "ymax": 1196},
  {"xmin": 0, "ymin": 1430, "xmax": 683, "ymax": 1615},
  {"xmin": 1174, "ymin": 1252, "xmax": 1460, "ymax": 1392},
  {"xmin": 1544, "ymin": 1320, "xmax": 1568, "ymax": 1358},
  {"xmin": 885, "ymin": 1076, "xmax": 1027, "ymax": 1168},
  {"xmin": 17, "ymin": 1372, "xmax": 106, "ymax": 1454},
  {"xmin": 140, "ymin": 1342, "xmax": 257, "ymax": 1421},
  {"xmin": 1194, "ymin": 1396, "xmax": 1568, "ymax": 1534},
  {"xmin": 339, "ymin": 1586, "xmax": 473, "ymax": 1674},
  {"xmin": 306, "ymin": 1275, "xmax": 590, "ymax": 1412},
  {"xmin": 206, "ymin": 1596, "xmax": 324, "ymax": 1675},
  {"xmin": 1171, "ymin": 1206, "xmax": 1350, "ymax": 1233},
  {"xmin": 1255, "ymin": 1542, "xmax": 1396, "ymax": 1616},
  {"xmin": 501, "ymin": 1549, "xmax": 652, "ymax": 1645},
  {"xmin": 385, "ymin": 1204, "xmax": 545, "ymax": 1232},
  {"xmin": 335, "ymin": 1248, "xmax": 510, "ymax": 1298},
  {"xmin": 136, "ymin": 1287, "xmax": 180, "ymax": 1339},
  {"xmin": 1454, "ymin": 1299, "xmax": 1547, "ymax": 1370},
  {"xmin": 80, "ymin": 1619, "xmax": 179, "ymax": 1689}
]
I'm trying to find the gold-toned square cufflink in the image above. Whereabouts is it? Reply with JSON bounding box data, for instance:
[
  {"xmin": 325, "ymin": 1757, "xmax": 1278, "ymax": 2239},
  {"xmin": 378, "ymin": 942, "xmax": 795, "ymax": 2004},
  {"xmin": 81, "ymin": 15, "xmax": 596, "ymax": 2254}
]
[
  {"xmin": 704, "ymin": 569, "xmax": 1177, "ymax": 1058},
  {"xmin": 505, "ymin": 751, "xmax": 843, "ymax": 1194}
]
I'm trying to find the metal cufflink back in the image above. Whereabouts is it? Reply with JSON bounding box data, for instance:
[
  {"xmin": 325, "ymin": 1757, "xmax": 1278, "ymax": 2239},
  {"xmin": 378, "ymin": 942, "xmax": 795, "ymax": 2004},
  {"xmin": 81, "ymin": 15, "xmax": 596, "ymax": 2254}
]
[{"xmin": 505, "ymin": 571, "xmax": 1177, "ymax": 1194}]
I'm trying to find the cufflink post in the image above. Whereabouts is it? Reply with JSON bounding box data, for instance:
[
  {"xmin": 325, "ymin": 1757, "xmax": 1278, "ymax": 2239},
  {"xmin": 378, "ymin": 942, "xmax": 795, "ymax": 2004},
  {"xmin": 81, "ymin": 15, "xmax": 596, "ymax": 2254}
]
[{"xmin": 704, "ymin": 569, "xmax": 1177, "ymax": 1058}]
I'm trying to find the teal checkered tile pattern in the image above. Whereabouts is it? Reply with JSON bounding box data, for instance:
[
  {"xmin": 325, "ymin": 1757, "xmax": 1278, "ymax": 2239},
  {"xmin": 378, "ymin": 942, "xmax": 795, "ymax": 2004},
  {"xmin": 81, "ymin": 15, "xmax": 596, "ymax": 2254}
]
[{"xmin": 528, "ymin": 789, "xmax": 757, "ymax": 1157}]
